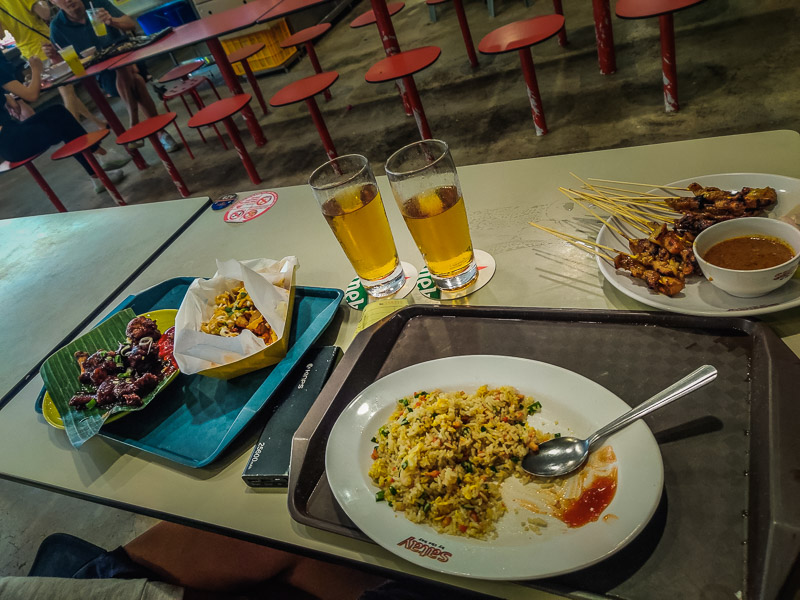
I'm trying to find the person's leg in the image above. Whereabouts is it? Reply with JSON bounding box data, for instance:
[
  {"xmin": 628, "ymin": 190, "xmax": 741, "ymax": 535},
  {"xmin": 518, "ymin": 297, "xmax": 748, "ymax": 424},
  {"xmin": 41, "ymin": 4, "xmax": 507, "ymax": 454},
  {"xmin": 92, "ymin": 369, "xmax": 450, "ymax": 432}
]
[
  {"xmin": 123, "ymin": 522, "xmax": 385, "ymax": 599},
  {"xmin": 0, "ymin": 105, "xmax": 94, "ymax": 175},
  {"xmin": 281, "ymin": 553, "xmax": 387, "ymax": 600},
  {"xmin": 123, "ymin": 522, "xmax": 298, "ymax": 592},
  {"xmin": 131, "ymin": 68, "xmax": 159, "ymax": 120},
  {"xmin": 116, "ymin": 66, "xmax": 140, "ymax": 128},
  {"xmin": 127, "ymin": 65, "xmax": 180, "ymax": 151},
  {"xmin": 58, "ymin": 84, "xmax": 107, "ymax": 129}
]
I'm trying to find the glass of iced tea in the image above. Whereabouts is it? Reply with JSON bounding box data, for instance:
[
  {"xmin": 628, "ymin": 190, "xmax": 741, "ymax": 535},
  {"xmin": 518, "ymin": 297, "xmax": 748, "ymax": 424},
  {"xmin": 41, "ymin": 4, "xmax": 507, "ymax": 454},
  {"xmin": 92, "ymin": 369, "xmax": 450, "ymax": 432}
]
[
  {"xmin": 309, "ymin": 154, "xmax": 406, "ymax": 298},
  {"xmin": 385, "ymin": 139, "xmax": 477, "ymax": 291}
]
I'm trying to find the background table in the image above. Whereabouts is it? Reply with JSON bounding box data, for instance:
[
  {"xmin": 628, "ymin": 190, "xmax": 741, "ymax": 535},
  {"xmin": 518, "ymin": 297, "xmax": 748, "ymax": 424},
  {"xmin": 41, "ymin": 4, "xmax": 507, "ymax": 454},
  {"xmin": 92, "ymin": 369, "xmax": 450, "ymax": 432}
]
[
  {"xmin": 48, "ymin": 54, "xmax": 151, "ymax": 170},
  {"xmin": 0, "ymin": 196, "xmax": 210, "ymax": 406},
  {"xmin": 1, "ymin": 130, "xmax": 799, "ymax": 598},
  {"xmin": 113, "ymin": 0, "xmax": 287, "ymax": 148}
]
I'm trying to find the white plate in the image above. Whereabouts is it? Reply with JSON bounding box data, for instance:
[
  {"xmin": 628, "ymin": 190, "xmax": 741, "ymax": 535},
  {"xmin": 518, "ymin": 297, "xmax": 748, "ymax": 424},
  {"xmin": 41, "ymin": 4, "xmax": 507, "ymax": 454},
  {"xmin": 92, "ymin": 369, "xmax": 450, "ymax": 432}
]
[
  {"xmin": 596, "ymin": 173, "xmax": 800, "ymax": 316},
  {"xmin": 326, "ymin": 355, "xmax": 664, "ymax": 580}
]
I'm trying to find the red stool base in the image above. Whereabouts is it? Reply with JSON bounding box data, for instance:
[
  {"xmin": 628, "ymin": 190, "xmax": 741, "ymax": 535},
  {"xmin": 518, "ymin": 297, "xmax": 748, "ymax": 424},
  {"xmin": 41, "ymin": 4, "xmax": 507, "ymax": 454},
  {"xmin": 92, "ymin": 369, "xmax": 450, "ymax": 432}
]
[
  {"xmin": 478, "ymin": 15, "xmax": 565, "ymax": 134},
  {"xmin": 228, "ymin": 44, "xmax": 270, "ymax": 116},
  {"xmin": 280, "ymin": 23, "xmax": 331, "ymax": 47},
  {"xmin": 281, "ymin": 24, "xmax": 333, "ymax": 101},
  {"xmin": 159, "ymin": 60, "xmax": 205, "ymax": 84},
  {"xmin": 188, "ymin": 95, "xmax": 262, "ymax": 185},
  {"xmin": 163, "ymin": 77, "xmax": 226, "ymax": 150},
  {"xmin": 270, "ymin": 72, "xmax": 339, "ymax": 160},
  {"xmin": 6, "ymin": 156, "xmax": 67, "ymax": 212},
  {"xmin": 351, "ymin": 2, "xmax": 404, "ymax": 27},
  {"xmin": 117, "ymin": 114, "xmax": 191, "ymax": 198},
  {"xmin": 51, "ymin": 129, "xmax": 126, "ymax": 206},
  {"xmin": 616, "ymin": 0, "xmax": 706, "ymax": 111},
  {"xmin": 425, "ymin": 0, "xmax": 478, "ymax": 68},
  {"xmin": 365, "ymin": 47, "xmax": 442, "ymax": 140}
]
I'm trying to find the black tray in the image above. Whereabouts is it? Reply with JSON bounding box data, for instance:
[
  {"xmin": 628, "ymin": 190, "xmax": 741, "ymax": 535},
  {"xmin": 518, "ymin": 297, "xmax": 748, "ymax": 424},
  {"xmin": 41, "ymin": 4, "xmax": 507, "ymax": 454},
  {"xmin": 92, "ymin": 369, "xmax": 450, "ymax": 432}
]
[{"xmin": 288, "ymin": 305, "xmax": 800, "ymax": 599}]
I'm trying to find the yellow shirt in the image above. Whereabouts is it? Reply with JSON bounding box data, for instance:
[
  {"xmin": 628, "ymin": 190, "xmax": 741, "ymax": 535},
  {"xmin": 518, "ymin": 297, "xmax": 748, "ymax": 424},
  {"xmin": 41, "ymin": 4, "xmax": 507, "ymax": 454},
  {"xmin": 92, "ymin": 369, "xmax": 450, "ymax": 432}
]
[{"xmin": 0, "ymin": 0, "xmax": 50, "ymax": 60}]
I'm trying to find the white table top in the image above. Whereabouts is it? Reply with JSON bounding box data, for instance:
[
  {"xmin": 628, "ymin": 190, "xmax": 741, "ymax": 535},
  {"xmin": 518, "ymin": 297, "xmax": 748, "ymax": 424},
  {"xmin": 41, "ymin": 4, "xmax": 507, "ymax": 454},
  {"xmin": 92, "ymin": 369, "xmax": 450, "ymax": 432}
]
[
  {"xmin": 0, "ymin": 197, "xmax": 210, "ymax": 403},
  {"xmin": 2, "ymin": 131, "xmax": 800, "ymax": 598}
]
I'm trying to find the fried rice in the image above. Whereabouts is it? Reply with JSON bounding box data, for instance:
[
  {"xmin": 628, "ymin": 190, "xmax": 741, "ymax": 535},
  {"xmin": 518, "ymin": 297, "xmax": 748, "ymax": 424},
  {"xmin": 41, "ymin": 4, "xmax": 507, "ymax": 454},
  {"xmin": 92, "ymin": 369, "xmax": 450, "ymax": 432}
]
[{"xmin": 368, "ymin": 385, "xmax": 549, "ymax": 539}]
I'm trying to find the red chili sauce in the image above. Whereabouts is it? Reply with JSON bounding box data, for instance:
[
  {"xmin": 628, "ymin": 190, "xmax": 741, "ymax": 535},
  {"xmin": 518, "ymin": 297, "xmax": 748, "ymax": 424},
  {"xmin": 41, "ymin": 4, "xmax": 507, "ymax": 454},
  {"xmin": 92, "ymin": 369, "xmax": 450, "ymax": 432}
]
[
  {"xmin": 157, "ymin": 326, "xmax": 178, "ymax": 373},
  {"xmin": 559, "ymin": 475, "xmax": 618, "ymax": 528}
]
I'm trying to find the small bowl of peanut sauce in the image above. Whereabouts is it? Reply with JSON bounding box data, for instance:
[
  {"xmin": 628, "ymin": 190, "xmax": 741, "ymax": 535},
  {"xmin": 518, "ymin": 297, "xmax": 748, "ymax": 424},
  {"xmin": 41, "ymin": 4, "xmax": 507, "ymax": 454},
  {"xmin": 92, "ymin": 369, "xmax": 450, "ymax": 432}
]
[{"xmin": 694, "ymin": 217, "xmax": 800, "ymax": 297}]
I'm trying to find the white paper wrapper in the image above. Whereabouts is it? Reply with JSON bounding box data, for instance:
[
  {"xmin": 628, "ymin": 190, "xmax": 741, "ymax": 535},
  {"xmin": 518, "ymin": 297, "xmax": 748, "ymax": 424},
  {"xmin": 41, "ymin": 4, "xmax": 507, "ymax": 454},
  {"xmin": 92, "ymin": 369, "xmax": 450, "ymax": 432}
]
[{"xmin": 173, "ymin": 257, "xmax": 298, "ymax": 374}]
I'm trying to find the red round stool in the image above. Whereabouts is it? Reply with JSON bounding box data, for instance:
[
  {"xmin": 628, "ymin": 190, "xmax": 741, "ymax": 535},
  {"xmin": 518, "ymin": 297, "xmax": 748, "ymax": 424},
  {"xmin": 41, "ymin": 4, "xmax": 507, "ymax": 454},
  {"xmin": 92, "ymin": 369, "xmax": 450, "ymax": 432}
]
[
  {"xmin": 3, "ymin": 155, "xmax": 67, "ymax": 212},
  {"xmin": 350, "ymin": 2, "xmax": 405, "ymax": 28},
  {"xmin": 158, "ymin": 60, "xmax": 206, "ymax": 84},
  {"xmin": 425, "ymin": 0, "xmax": 478, "ymax": 68},
  {"xmin": 163, "ymin": 77, "xmax": 226, "ymax": 149},
  {"xmin": 51, "ymin": 130, "xmax": 126, "ymax": 206},
  {"xmin": 366, "ymin": 46, "xmax": 441, "ymax": 140},
  {"xmin": 227, "ymin": 43, "xmax": 269, "ymax": 116},
  {"xmin": 188, "ymin": 95, "xmax": 261, "ymax": 185},
  {"xmin": 478, "ymin": 14, "xmax": 565, "ymax": 136},
  {"xmin": 352, "ymin": 1, "xmax": 413, "ymax": 117},
  {"xmin": 280, "ymin": 24, "xmax": 333, "ymax": 102},
  {"xmin": 270, "ymin": 72, "xmax": 339, "ymax": 161},
  {"xmin": 116, "ymin": 113, "xmax": 192, "ymax": 198},
  {"xmin": 616, "ymin": 0, "xmax": 706, "ymax": 112}
]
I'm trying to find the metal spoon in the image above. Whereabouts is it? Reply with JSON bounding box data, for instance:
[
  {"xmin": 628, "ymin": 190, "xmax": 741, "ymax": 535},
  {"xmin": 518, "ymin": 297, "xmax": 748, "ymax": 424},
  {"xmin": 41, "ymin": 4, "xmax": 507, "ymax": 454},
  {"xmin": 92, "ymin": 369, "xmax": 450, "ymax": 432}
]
[{"xmin": 521, "ymin": 365, "xmax": 718, "ymax": 478}]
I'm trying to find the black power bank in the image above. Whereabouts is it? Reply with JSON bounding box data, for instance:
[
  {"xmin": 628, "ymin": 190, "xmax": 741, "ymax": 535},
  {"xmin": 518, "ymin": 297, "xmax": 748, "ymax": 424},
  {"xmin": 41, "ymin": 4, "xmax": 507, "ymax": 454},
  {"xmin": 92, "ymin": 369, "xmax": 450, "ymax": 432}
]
[{"xmin": 242, "ymin": 345, "xmax": 341, "ymax": 487}]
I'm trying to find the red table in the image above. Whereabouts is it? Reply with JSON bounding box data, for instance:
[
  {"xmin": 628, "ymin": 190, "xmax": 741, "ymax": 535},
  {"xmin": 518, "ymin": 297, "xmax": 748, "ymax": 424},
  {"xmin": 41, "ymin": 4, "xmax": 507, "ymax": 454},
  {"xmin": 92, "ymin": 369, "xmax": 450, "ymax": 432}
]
[
  {"xmin": 257, "ymin": 0, "xmax": 334, "ymax": 22},
  {"xmin": 113, "ymin": 0, "xmax": 287, "ymax": 147}
]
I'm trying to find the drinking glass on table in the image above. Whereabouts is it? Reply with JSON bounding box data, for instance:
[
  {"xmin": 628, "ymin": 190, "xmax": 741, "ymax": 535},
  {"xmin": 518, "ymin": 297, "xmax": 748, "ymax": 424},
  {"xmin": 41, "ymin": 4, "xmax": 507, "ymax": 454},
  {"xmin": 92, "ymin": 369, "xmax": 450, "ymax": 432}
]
[
  {"xmin": 309, "ymin": 154, "xmax": 406, "ymax": 298},
  {"xmin": 87, "ymin": 8, "xmax": 108, "ymax": 37},
  {"xmin": 385, "ymin": 139, "xmax": 478, "ymax": 291},
  {"xmin": 57, "ymin": 45, "xmax": 86, "ymax": 77}
]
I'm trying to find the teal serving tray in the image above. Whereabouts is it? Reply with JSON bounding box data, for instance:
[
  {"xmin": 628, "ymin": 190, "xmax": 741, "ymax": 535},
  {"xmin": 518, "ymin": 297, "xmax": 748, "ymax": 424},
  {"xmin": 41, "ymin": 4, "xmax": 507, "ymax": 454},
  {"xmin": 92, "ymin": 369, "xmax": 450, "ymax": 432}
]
[{"xmin": 36, "ymin": 278, "xmax": 343, "ymax": 468}]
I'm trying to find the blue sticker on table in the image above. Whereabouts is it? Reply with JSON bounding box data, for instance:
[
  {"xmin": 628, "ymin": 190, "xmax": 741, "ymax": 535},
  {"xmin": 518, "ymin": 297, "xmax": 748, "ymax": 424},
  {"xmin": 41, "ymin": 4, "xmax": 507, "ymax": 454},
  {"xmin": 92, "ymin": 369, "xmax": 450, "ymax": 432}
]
[{"xmin": 212, "ymin": 194, "xmax": 238, "ymax": 210}]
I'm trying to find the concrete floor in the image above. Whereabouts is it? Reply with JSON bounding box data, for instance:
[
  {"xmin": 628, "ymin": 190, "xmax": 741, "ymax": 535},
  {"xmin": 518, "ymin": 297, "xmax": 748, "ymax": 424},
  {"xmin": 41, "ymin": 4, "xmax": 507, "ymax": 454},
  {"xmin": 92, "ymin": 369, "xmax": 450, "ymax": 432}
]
[
  {"xmin": 2, "ymin": 0, "xmax": 800, "ymax": 588},
  {"xmin": 2, "ymin": 0, "xmax": 799, "ymax": 217}
]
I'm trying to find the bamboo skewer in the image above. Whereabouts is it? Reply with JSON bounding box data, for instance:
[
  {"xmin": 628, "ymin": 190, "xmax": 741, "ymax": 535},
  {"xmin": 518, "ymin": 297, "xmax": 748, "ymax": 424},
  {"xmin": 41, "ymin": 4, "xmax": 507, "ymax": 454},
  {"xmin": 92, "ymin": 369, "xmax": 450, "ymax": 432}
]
[
  {"xmin": 587, "ymin": 184, "xmax": 674, "ymax": 198},
  {"xmin": 587, "ymin": 177, "xmax": 690, "ymax": 191},
  {"xmin": 569, "ymin": 190, "xmax": 651, "ymax": 236},
  {"xmin": 559, "ymin": 175, "xmax": 687, "ymax": 236},
  {"xmin": 560, "ymin": 189, "xmax": 632, "ymax": 238},
  {"xmin": 529, "ymin": 222, "xmax": 621, "ymax": 254},
  {"xmin": 588, "ymin": 195, "xmax": 672, "ymax": 225},
  {"xmin": 528, "ymin": 222, "xmax": 618, "ymax": 263},
  {"xmin": 588, "ymin": 197, "xmax": 655, "ymax": 230}
]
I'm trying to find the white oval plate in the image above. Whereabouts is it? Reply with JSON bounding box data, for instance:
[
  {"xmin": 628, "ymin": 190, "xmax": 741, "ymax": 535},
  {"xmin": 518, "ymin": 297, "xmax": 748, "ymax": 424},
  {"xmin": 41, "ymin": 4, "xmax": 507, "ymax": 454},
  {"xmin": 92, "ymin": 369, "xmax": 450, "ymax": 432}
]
[
  {"xmin": 326, "ymin": 355, "xmax": 664, "ymax": 580},
  {"xmin": 596, "ymin": 173, "xmax": 800, "ymax": 316}
]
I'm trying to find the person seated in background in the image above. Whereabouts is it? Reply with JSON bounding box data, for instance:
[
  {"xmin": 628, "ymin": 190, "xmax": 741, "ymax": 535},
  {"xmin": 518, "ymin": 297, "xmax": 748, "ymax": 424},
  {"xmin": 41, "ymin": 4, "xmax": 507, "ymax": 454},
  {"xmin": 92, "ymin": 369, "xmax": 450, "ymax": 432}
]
[
  {"xmin": 48, "ymin": 0, "xmax": 179, "ymax": 152},
  {"xmin": 0, "ymin": 0, "xmax": 110, "ymax": 131},
  {"xmin": 0, "ymin": 521, "xmax": 423, "ymax": 600},
  {"xmin": 0, "ymin": 50, "xmax": 126, "ymax": 194}
]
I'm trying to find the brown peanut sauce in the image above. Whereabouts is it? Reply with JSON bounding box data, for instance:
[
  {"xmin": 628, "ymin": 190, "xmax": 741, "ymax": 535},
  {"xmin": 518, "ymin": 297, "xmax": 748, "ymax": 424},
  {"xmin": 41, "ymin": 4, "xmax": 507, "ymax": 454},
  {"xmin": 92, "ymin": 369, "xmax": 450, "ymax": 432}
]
[{"xmin": 702, "ymin": 235, "xmax": 794, "ymax": 270}]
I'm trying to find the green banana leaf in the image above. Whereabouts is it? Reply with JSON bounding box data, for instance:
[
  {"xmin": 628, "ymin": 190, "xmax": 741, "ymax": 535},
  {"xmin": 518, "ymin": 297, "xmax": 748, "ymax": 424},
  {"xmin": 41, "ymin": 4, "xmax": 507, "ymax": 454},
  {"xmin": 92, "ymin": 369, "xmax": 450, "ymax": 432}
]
[{"xmin": 40, "ymin": 309, "xmax": 179, "ymax": 448}]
